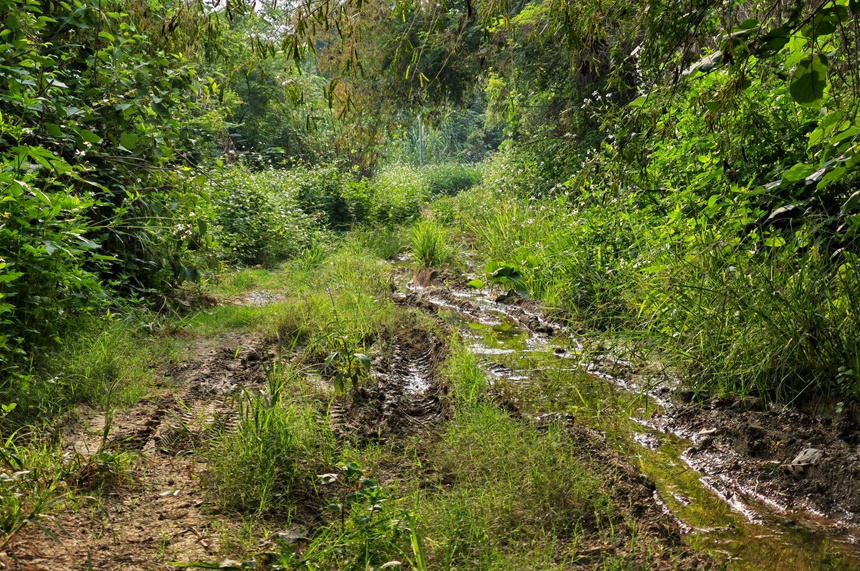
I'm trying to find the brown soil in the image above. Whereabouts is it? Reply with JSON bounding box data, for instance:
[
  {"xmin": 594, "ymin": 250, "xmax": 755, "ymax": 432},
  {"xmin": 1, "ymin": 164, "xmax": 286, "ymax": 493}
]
[
  {"xmin": 651, "ymin": 394, "xmax": 860, "ymax": 526},
  {"xmin": 2, "ymin": 313, "xmax": 455, "ymax": 570},
  {"xmin": 330, "ymin": 320, "xmax": 449, "ymax": 440},
  {"xmin": 5, "ymin": 333, "xmax": 271, "ymax": 571}
]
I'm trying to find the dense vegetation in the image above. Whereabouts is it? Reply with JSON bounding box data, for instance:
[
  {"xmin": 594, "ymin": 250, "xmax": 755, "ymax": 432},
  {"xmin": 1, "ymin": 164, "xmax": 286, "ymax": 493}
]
[{"xmin": 2, "ymin": 0, "xmax": 860, "ymax": 567}]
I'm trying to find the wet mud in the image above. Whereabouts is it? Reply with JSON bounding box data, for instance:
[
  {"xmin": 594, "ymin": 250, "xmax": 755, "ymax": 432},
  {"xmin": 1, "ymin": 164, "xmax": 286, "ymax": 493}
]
[
  {"xmin": 395, "ymin": 272, "xmax": 860, "ymax": 569},
  {"xmin": 329, "ymin": 322, "xmax": 449, "ymax": 439}
]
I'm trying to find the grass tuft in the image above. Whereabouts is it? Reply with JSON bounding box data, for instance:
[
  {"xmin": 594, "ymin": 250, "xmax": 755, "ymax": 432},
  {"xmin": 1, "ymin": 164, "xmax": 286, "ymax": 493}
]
[{"xmin": 410, "ymin": 219, "xmax": 453, "ymax": 268}]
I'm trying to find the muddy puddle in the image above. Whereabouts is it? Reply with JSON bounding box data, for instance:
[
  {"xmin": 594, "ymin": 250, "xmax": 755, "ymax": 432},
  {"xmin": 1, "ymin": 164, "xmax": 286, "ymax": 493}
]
[{"xmin": 396, "ymin": 278, "xmax": 860, "ymax": 571}]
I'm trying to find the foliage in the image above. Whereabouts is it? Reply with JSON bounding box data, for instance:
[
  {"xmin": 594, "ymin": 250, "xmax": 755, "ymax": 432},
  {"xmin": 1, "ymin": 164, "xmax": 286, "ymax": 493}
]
[
  {"xmin": 207, "ymin": 167, "xmax": 324, "ymax": 266},
  {"xmin": 369, "ymin": 164, "xmax": 430, "ymax": 225},
  {"xmin": 410, "ymin": 219, "xmax": 453, "ymax": 268},
  {"xmin": 208, "ymin": 361, "xmax": 336, "ymax": 516},
  {"xmin": 0, "ymin": 0, "xmax": 227, "ymax": 371},
  {"xmin": 0, "ymin": 438, "xmax": 70, "ymax": 551},
  {"xmin": 1, "ymin": 314, "xmax": 167, "ymax": 431},
  {"xmin": 424, "ymin": 163, "xmax": 483, "ymax": 197},
  {"xmin": 420, "ymin": 405, "xmax": 609, "ymax": 567},
  {"xmin": 275, "ymin": 462, "xmax": 423, "ymax": 571},
  {"xmin": 324, "ymin": 339, "xmax": 372, "ymax": 395}
]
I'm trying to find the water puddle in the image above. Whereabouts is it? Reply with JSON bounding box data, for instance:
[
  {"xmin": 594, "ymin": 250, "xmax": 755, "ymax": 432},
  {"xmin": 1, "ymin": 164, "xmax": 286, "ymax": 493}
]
[{"xmin": 406, "ymin": 284, "xmax": 860, "ymax": 570}]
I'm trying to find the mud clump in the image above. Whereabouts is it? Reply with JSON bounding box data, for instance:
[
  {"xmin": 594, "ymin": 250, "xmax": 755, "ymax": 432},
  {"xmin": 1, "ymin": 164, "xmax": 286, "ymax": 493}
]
[{"xmin": 329, "ymin": 323, "xmax": 449, "ymax": 440}]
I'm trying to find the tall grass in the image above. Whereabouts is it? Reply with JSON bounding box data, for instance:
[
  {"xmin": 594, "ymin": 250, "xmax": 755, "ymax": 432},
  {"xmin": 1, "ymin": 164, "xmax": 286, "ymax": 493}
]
[
  {"xmin": 641, "ymin": 241, "xmax": 860, "ymax": 403},
  {"xmin": 207, "ymin": 362, "xmax": 336, "ymax": 516},
  {"xmin": 448, "ymin": 150, "xmax": 860, "ymax": 405},
  {"xmin": 410, "ymin": 219, "xmax": 454, "ymax": 268}
]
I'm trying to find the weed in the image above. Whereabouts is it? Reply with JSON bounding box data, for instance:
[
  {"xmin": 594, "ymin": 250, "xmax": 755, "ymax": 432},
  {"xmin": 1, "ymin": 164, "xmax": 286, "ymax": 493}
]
[
  {"xmin": 424, "ymin": 162, "xmax": 482, "ymax": 197},
  {"xmin": 207, "ymin": 362, "xmax": 336, "ymax": 517},
  {"xmin": 324, "ymin": 337, "xmax": 371, "ymax": 395},
  {"xmin": 410, "ymin": 218, "xmax": 453, "ymax": 268},
  {"xmin": 0, "ymin": 438, "xmax": 71, "ymax": 550},
  {"xmin": 353, "ymin": 226, "xmax": 408, "ymax": 260}
]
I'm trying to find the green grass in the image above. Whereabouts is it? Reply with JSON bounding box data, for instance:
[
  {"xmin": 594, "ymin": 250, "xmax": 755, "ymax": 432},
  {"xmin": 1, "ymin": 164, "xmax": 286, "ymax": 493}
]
[
  {"xmin": 444, "ymin": 153, "xmax": 860, "ymax": 407},
  {"xmin": 424, "ymin": 162, "xmax": 482, "ymax": 196},
  {"xmin": 410, "ymin": 218, "xmax": 454, "ymax": 268},
  {"xmin": 207, "ymin": 363, "xmax": 336, "ymax": 517},
  {"xmin": 419, "ymin": 404, "xmax": 608, "ymax": 567},
  {"xmin": 1, "ymin": 315, "xmax": 181, "ymax": 432}
]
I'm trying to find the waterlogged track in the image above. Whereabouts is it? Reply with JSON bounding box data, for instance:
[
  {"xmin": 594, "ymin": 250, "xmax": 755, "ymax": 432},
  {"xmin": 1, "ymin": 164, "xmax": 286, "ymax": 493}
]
[{"xmin": 396, "ymin": 272, "xmax": 860, "ymax": 571}]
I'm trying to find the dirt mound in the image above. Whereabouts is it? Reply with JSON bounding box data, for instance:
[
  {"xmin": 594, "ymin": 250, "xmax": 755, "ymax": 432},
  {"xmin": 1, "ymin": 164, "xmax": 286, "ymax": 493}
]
[
  {"xmin": 653, "ymin": 396, "xmax": 860, "ymax": 525},
  {"xmin": 329, "ymin": 324, "xmax": 448, "ymax": 440}
]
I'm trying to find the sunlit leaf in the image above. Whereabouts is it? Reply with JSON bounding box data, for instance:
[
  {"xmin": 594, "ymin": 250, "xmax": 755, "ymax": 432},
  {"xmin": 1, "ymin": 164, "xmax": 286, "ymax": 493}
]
[{"xmin": 789, "ymin": 54, "xmax": 828, "ymax": 107}]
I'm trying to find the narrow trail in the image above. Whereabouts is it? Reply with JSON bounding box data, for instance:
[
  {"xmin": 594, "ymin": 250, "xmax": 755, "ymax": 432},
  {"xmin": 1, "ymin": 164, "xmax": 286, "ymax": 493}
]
[
  {"xmin": 7, "ymin": 256, "xmax": 860, "ymax": 570},
  {"xmin": 9, "ymin": 334, "xmax": 270, "ymax": 571}
]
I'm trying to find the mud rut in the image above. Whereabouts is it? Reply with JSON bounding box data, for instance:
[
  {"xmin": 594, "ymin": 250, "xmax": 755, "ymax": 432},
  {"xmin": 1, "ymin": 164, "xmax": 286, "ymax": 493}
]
[
  {"xmin": 394, "ymin": 267, "xmax": 860, "ymax": 568},
  {"xmin": 7, "ymin": 265, "xmax": 860, "ymax": 569},
  {"xmin": 7, "ymin": 318, "xmax": 454, "ymax": 570}
]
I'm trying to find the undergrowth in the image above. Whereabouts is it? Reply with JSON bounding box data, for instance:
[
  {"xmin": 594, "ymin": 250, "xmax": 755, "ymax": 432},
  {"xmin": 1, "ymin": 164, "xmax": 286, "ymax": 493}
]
[{"xmin": 447, "ymin": 149, "xmax": 860, "ymax": 407}]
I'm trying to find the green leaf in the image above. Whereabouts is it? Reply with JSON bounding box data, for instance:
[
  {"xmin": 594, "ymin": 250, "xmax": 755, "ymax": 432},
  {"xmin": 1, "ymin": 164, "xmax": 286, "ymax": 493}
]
[
  {"xmin": 789, "ymin": 55, "xmax": 828, "ymax": 107},
  {"xmin": 191, "ymin": 174, "xmax": 207, "ymax": 186},
  {"xmin": 79, "ymin": 129, "xmax": 102, "ymax": 144},
  {"xmin": 119, "ymin": 132, "xmax": 139, "ymax": 150},
  {"xmin": 325, "ymin": 351, "xmax": 339, "ymax": 368},
  {"xmin": 151, "ymin": 101, "xmax": 169, "ymax": 116},
  {"xmin": 781, "ymin": 163, "xmax": 816, "ymax": 184},
  {"xmin": 467, "ymin": 279, "xmax": 484, "ymax": 289},
  {"xmin": 802, "ymin": 11, "xmax": 839, "ymax": 39},
  {"xmin": 754, "ymin": 25, "xmax": 791, "ymax": 57},
  {"xmin": 817, "ymin": 167, "xmax": 847, "ymax": 190},
  {"xmin": 45, "ymin": 123, "xmax": 63, "ymax": 137},
  {"xmin": 764, "ymin": 235, "xmax": 786, "ymax": 248},
  {"xmin": 841, "ymin": 191, "xmax": 860, "ymax": 215},
  {"xmin": 354, "ymin": 353, "xmax": 371, "ymax": 372},
  {"xmin": 628, "ymin": 95, "xmax": 647, "ymax": 108}
]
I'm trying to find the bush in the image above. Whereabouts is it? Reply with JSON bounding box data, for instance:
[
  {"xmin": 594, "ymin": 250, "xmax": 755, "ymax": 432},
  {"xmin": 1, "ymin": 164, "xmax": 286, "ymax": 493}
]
[
  {"xmin": 207, "ymin": 166, "xmax": 323, "ymax": 266},
  {"xmin": 424, "ymin": 162, "xmax": 482, "ymax": 196},
  {"xmin": 282, "ymin": 164, "xmax": 369, "ymax": 230},
  {"xmin": 369, "ymin": 163, "xmax": 430, "ymax": 225}
]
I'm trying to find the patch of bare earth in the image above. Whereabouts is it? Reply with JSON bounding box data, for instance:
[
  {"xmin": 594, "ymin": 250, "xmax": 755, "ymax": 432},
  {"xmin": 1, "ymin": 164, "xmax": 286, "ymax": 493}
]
[
  {"xmin": 652, "ymin": 394, "xmax": 860, "ymax": 527},
  {"xmin": 5, "ymin": 333, "xmax": 271, "ymax": 571},
  {"xmin": 329, "ymin": 320, "xmax": 449, "ymax": 441}
]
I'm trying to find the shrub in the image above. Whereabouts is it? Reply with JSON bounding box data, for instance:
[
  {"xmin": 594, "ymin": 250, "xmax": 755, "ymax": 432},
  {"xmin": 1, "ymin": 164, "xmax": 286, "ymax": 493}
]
[
  {"xmin": 424, "ymin": 162, "xmax": 482, "ymax": 196},
  {"xmin": 207, "ymin": 166, "xmax": 322, "ymax": 266},
  {"xmin": 369, "ymin": 163, "xmax": 429, "ymax": 224}
]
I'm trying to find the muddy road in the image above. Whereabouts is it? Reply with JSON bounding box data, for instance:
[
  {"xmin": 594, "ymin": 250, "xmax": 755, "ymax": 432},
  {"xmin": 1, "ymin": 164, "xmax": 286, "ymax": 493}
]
[
  {"xmin": 5, "ymin": 258, "xmax": 860, "ymax": 571},
  {"xmin": 395, "ymin": 264, "xmax": 860, "ymax": 570}
]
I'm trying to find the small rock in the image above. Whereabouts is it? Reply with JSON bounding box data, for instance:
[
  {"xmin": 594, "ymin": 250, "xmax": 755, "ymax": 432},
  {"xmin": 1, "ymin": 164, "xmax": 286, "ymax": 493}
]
[{"xmin": 785, "ymin": 448, "xmax": 824, "ymax": 477}]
